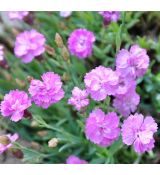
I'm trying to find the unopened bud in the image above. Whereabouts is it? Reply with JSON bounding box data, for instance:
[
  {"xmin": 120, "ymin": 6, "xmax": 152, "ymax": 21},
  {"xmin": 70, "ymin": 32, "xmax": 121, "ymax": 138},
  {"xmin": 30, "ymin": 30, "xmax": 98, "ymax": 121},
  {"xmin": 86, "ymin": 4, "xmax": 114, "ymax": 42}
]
[
  {"xmin": 48, "ymin": 138, "xmax": 58, "ymax": 148},
  {"xmin": 24, "ymin": 12, "xmax": 34, "ymax": 25},
  {"xmin": 62, "ymin": 46, "xmax": 70, "ymax": 61},
  {"xmin": 62, "ymin": 72, "xmax": 70, "ymax": 81},
  {"xmin": 27, "ymin": 76, "xmax": 33, "ymax": 83},
  {"xmin": 59, "ymin": 22, "xmax": 67, "ymax": 30},
  {"xmin": 0, "ymin": 135, "xmax": 10, "ymax": 145},
  {"xmin": 45, "ymin": 45, "xmax": 56, "ymax": 57},
  {"xmin": 15, "ymin": 78, "xmax": 26, "ymax": 88},
  {"xmin": 31, "ymin": 141, "xmax": 40, "ymax": 150},
  {"xmin": 55, "ymin": 33, "xmax": 64, "ymax": 48},
  {"xmin": 31, "ymin": 120, "xmax": 39, "ymax": 128},
  {"xmin": 3, "ymin": 72, "xmax": 12, "ymax": 81},
  {"xmin": 37, "ymin": 130, "xmax": 48, "ymax": 137},
  {"xmin": 12, "ymin": 149, "xmax": 23, "ymax": 159},
  {"xmin": 24, "ymin": 110, "xmax": 32, "ymax": 120},
  {"xmin": 11, "ymin": 28, "xmax": 20, "ymax": 36}
]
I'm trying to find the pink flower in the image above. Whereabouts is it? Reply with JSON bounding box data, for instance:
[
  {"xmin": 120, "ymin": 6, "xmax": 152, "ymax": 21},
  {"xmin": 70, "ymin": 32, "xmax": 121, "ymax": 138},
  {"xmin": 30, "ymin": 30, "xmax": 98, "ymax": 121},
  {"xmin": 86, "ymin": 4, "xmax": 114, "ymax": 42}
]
[
  {"xmin": 0, "ymin": 133, "xmax": 19, "ymax": 154},
  {"xmin": 99, "ymin": 11, "xmax": 120, "ymax": 25},
  {"xmin": 0, "ymin": 45, "xmax": 4, "ymax": 61},
  {"xmin": 7, "ymin": 11, "xmax": 29, "ymax": 20},
  {"xmin": 115, "ymin": 72, "xmax": 136, "ymax": 95},
  {"xmin": 116, "ymin": 45, "xmax": 150, "ymax": 79},
  {"xmin": 85, "ymin": 108, "xmax": 120, "ymax": 147},
  {"xmin": 0, "ymin": 90, "xmax": 31, "ymax": 122},
  {"xmin": 122, "ymin": 113, "xmax": 158, "ymax": 153},
  {"xmin": 68, "ymin": 28, "xmax": 95, "ymax": 59},
  {"xmin": 113, "ymin": 88, "xmax": 140, "ymax": 117},
  {"xmin": 68, "ymin": 87, "xmax": 89, "ymax": 111},
  {"xmin": 66, "ymin": 155, "xmax": 87, "ymax": 164},
  {"xmin": 84, "ymin": 66, "xmax": 119, "ymax": 101},
  {"xmin": 29, "ymin": 72, "xmax": 64, "ymax": 109},
  {"xmin": 60, "ymin": 11, "xmax": 72, "ymax": 18},
  {"xmin": 14, "ymin": 29, "xmax": 46, "ymax": 63}
]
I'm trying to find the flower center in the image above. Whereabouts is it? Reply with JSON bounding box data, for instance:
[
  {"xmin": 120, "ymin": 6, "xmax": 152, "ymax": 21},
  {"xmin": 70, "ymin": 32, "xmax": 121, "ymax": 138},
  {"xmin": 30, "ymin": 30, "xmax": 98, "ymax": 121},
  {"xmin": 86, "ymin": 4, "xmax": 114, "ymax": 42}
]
[
  {"xmin": 78, "ymin": 37, "xmax": 86, "ymax": 47},
  {"xmin": 11, "ymin": 100, "xmax": 20, "ymax": 110},
  {"xmin": 119, "ymin": 79, "xmax": 125, "ymax": 87}
]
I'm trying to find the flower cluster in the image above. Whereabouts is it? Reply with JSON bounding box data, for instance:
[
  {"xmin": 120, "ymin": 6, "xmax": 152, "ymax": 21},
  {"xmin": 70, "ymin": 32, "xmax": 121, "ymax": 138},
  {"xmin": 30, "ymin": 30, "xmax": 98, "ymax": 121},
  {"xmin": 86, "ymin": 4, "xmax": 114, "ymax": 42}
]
[
  {"xmin": 66, "ymin": 155, "xmax": 87, "ymax": 164},
  {"xmin": 0, "ymin": 72, "xmax": 64, "ymax": 121},
  {"xmin": 99, "ymin": 11, "xmax": 120, "ymax": 25},
  {"xmin": 0, "ymin": 133, "xmax": 19, "ymax": 154},
  {"xmin": 7, "ymin": 11, "xmax": 29, "ymax": 20},
  {"xmin": 83, "ymin": 45, "xmax": 149, "ymax": 118},
  {"xmin": 14, "ymin": 29, "xmax": 46, "ymax": 63},
  {"xmin": 0, "ymin": 90, "xmax": 31, "ymax": 122},
  {"xmin": 113, "ymin": 44, "xmax": 149, "ymax": 117},
  {"xmin": 68, "ymin": 28, "xmax": 95, "ymax": 59},
  {"xmin": 29, "ymin": 72, "xmax": 64, "ymax": 109},
  {"xmin": 66, "ymin": 43, "xmax": 156, "ymax": 152},
  {"xmin": 68, "ymin": 87, "xmax": 89, "ymax": 111},
  {"xmin": 122, "ymin": 113, "xmax": 157, "ymax": 153},
  {"xmin": 85, "ymin": 108, "xmax": 120, "ymax": 147},
  {"xmin": 70, "ymin": 43, "xmax": 156, "ymax": 152}
]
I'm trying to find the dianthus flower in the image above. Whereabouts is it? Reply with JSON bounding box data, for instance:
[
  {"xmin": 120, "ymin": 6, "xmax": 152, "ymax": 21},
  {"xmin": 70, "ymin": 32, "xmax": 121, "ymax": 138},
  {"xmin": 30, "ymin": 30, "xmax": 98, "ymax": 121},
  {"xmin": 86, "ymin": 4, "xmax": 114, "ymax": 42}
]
[
  {"xmin": 113, "ymin": 87, "xmax": 140, "ymax": 117},
  {"xmin": 60, "ymin": 11, "xmax": 72, "ymax": 18},
  {"xmin": 68, "ymin": 87, "xmax": 89, "ymax": 111},
  {"xmin": 99, "ymin": 11, "xmax": 120, "ymax": 25},
  {"xmin": 116, "ymin": 45, "xmax": 150, "ymax": 79},
  {"xmin": 7, "ymin": 11, "xmax": 29, "ymax": 20},
  {"xmin": 14, "ymin": 29, "xmax": 46, "ymax": 63},
  {"xmin": 85, "ymin": 108, "xmax": 120, "ymax": 147},
  {"xmin": 66, "ymin": 155, "xmax": 88, "ymax": 164},
  {"xmin": 29, "ymin": 72, "xmax": 64, "ymax": 109},
  {"xmin": 68, "ymin": 28, "xmax": 95, "ymax": 59},
  {"xmin": 122, "ymin": 113, "xmax": 158, "ymax": 153},
  {"xmin": 84, "ymin": 66, "xmax": 119, "ymax": 101},
  {"xmin": 0, "ymin": 90, "xmax": 31, "ymax": 122},
  {"xmin": 115, "ymin": 74, "xmax": 136, "ymax": 95},
  {"xmin": 0, "ymin": 133, "xmax": 19, "ymax": 154}
]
